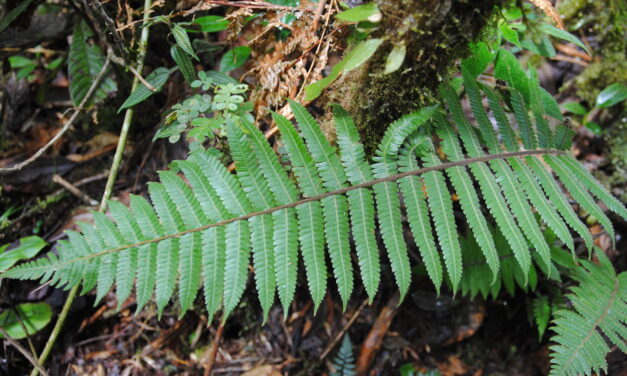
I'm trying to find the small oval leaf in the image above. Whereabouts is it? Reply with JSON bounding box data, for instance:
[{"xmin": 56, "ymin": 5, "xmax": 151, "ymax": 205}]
[
  {"xmin": 0, "ymin": 236, "xmax": 46, "ymax": 272},
  {"xmin": 171, "ymin": 45, "xmax": 196, "ymax": 84},
  {"xmin": 172, "ymin": 24, "xmax": 199, "ymax": 60},
  {"xmin": 219, "ymin": 46, "xmax": 251, "ymax": 72},
  {"xmin": 596, "ymin": 83, "xmax": 627, "ymax": 109},
  {"xmin": 384, "ymin": 43, "xmax": 406, "ymax": 74},
  {"xmin": 336, "ymin": 3, "xmax": 381, "ymax": 23},
  {"xmin": 0, "ymin": 303, "xmax": 52, "ymax": 339},
  {"xmin": 193, "ymin": 15, "xmax": 229, "ymax": 33}
]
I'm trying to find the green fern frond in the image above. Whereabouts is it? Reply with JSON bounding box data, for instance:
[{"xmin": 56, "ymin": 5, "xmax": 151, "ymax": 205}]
[
  {"xmin": 549, "ymin": 250, "xmax": 627, "ymax": 376},
  {"xmin": 4, "ymin": 66, "xmax": 625, "ymax": 369}
]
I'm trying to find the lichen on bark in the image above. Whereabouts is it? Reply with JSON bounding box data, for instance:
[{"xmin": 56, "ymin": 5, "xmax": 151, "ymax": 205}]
[{"xmin": 318, "ymin": 0, "xmax": 505, "ymax": 154}]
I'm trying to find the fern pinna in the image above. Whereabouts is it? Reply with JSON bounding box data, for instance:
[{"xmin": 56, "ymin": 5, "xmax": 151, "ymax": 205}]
[{"xmin": 3, "ymin": 55, "xmax": 626, "ymax": 374}]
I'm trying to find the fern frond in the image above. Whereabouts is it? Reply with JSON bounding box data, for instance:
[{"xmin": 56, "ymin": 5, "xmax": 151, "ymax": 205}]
[
  {"xmin": 549, "ymin": 251, "xmax": 627, "ymax": 376},
  {"xmin": 238, "ymin": 118, "xmax": 300, "ymax": 312},
  {"xmin": 148, "ymin": 183, "xmax": 181, "ymax": 315},
  {"xmin": 108, "ymin": 201, "xmax": 141, "ymax": 310},
  {"xmin": 5, "ymin": 66, "xmax": 622, "ymax": 365},
  {"xmin": 525, "ymin": 156, "xmax": 594, "ymax": 251},
  {"xmin": 558, "ymin": 155, "xmax": 627, "ymax": 219},
  {"xmin": 128, "ymin": 195, "xmax": 160, "ymax": 313},
  {"xmin": 528, "ymin": 67, "xmax": 553, "ymax": 149},
  {"xmin": 331, "ymin": 335, "xmax": 356, "ymax": 376}
]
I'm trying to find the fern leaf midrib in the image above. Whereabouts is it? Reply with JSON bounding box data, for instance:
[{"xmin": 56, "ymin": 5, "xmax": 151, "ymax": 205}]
[{"xmin": 1, "ymin": 149, "xmax": 565, "ymax": 278}]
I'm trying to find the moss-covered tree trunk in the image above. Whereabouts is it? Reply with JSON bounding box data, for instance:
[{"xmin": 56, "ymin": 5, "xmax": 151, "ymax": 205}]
[{"xmin": 319, "ymin": 0, "xmax": 504, "ymax": 153}]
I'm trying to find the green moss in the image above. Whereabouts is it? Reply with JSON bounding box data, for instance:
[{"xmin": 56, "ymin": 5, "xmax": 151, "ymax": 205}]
[
  {"xmin": 322, "ymin": 0, "xmax": 505, "ymax": 155},
  {"xmin": 560, "ymin": 0, "xmax": 625, "ymax": 55},
  {"xmin": 574, "ymin": 52, "xmax": 627, "ymax": 105},
  {"xmin": 560, "ymin": 0, "xmax": 627, "ymax": 194}
]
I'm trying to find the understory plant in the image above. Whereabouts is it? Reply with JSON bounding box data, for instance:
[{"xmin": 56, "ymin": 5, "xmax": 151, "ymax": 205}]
[{"xmin": 3, "ymin": 48, "xmax": 626, "ymax": 376}]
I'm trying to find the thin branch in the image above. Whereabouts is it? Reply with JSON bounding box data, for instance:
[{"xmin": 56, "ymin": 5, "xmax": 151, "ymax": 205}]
[
  {"xmin": 320, "ymin": 298, "xmax": 368, "ymax": 359},
  {"xmin": 0, "ymin": 56, "xmax": 112, "ymax": 174},
  {"xmin": 52, "ymin": 174, "xmax": 99, "ymax": 206},
  {"xmin": 1, "ymin": 149, "xmax": 566, "ymax": 276},
  {"xmin": 0, "ymin": 327, "xmax": 49, "ymax": 376},
  {"xmin": 203, "ymin": 323, "xmax": 225, "ymax": 376}
]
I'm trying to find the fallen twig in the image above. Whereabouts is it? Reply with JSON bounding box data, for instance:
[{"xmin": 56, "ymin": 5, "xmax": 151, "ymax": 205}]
[
  {"xmin": 0, "ymin": 327, "xmax": 49, "ymax": 376},
  {"xmin": 355, "ymin": 292, "xmax": 400, "ymax": 374},
  {"xmin": 204, "ymin": 323, "xmax": 225, "ymax": 376},
  {"xmin": 0, "ymin": 55, "xmax": 112, "ymax": 174},
  {"xmin": 52, "ymin": 175, "xmax": 99, "ymax": 206},
  {"xmin": 321, "ymin": 298, "xmax": 368, "ymax": 359}
]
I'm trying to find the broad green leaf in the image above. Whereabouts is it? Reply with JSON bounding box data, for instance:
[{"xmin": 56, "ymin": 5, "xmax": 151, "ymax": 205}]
[
  {"xmin": 193, "ymin": 15, "xmax": 229, "ymax": 32},
  {"xmin": 68, "ymin": 22, "xmax": 117, "ymax": 106},
  {"xmin": 539, "ymin": 23, "xmax": 591, "ymax": 55},
  {"xmin": 172, "ymin": 24, "xmax": 198, "ymax": 60},
  {"xmin": 384, "ymin": 43, "xmax": 406, "ymax": 74},
  {"xmin": 335, "ymin": 3, "xmax": 381, "ymax": 23},
  {"xmin": 0, "ymin": 236, "xmax": 46, "ymax": 272},
  {"xmin": 171, "ymin": 45, "xmax": 196, "ymax": 84},
  {"xmin": 118, "ymin": 67, "xmax": 173, "ymax": 112},
  {"xmin": 499, "ymin": 22, "xmax": 521, "ymax": 47},
  {"xmin": 0, "ymin": 303, "xmax": 52, "ymax": 339},
  {"xmin": 562, "ymin": 101, "xmax": 587, "ymax": 115},
  {"xmin": 595, "ymin": 83, "xmax": 627, "ymax": 108},
  {"xmin": 0, "ymin": 0, "xmax": 35, "ymax": 33},
  {"xmin": 219, "ymin": 46, "xmax": 251, "ymax": 72}
]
